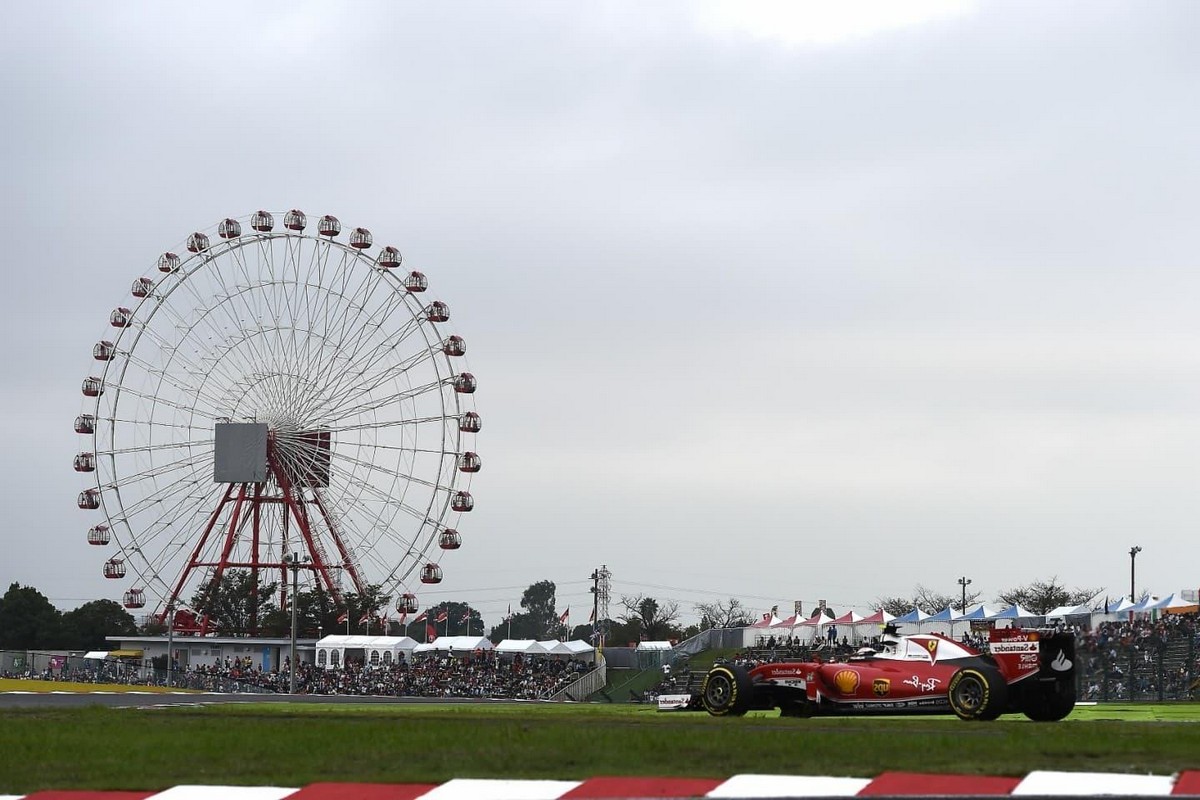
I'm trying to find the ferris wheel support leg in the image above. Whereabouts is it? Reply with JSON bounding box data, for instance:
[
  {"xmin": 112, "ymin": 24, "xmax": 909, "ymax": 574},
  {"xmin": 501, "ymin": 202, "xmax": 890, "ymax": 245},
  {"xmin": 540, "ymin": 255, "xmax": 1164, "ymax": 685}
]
[
  {"xmin": 164, "ymin": 483, "xmax": 237, "ymax": 628},
  {"xmin": 267, "ymin": 449, "xmax": 346, "ymax": 609},
  {"xmin": 312, "ymin": 488, "xmax": 366, "ymax": 597},
  {"xmin": 199, "ymin": 484, "xmax": 250, "ymax": 634},
  {"xmin": 249, "ymin": 482, "xmax": 263, "ymax": 636}
]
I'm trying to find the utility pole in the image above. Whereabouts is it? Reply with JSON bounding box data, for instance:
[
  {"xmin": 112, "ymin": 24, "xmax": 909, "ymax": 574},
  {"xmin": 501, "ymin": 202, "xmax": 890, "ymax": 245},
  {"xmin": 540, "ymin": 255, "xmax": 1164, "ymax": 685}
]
[
  {"xmin": 1129, "ymin": 546, "xmax": 1142, "ymax": 602},
  {"xmin": 285, "ymin": 552, "xmax": 311, "ymax": 694},
  {"xmin": 958, "ymin": 576, "xmax": 972, "ymax": 613},
  {"xmin": 589, "ymin": 565, "xmax": 611, "ymax": 648},
  {"xmin": 165, "ymin": 603, "xmax": 175, "ymax": 688}
]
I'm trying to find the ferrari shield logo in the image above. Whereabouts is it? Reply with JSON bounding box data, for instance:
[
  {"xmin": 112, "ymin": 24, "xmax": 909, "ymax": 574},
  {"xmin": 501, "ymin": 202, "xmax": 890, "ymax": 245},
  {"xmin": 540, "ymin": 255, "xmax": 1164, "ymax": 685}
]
[
  {"xmin": 873, "ymin": 678, "xmax": 890, "ymax": 697},
  {"xmin": 926, "ymin": 639, "xmax": 939, "ymax": 663}
]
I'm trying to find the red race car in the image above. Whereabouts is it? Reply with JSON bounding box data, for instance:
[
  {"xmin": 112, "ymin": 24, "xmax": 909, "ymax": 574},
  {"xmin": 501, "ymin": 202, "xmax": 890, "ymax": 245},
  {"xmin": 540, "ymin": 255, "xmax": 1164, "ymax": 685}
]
[{"xmin": 698, "ymin": 625, "xmax": 1076, "ymax": 721}]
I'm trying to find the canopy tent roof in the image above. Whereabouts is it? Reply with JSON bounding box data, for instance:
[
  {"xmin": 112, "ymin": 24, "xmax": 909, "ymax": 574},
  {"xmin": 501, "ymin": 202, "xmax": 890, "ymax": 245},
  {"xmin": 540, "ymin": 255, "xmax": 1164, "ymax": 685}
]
[
  {"xmin": 1129, "ymin": 596, "xmax": 1161, "ymax": 613},
  {"xmin": 892, "ymin": 608, "xmax": 931, "ymax": 624},
  {"xmin": 494, "ymin": 639, "xmax": 550, "ymax": 655},
  {"xmin": 770, "ymin": 614, "xmax": 803, "ymax": 628},
  {"xmin": 1099, "ymin": 597, "xmax": 1137, "ymax": 614},
  {"xmin": 991, "ymin": 603, "xmax": 1038, "ymax": 619},
  {"xmin": 413, "ymin": 635, "xmax": 495, "ymax": 654},
  {"xmin": 1140, "ymin": 593, "xmax": 1199, "ymax": 613},
  {"xmin": 1045, "ymin": 603, "xmax": 1091, "ymax": 618},
  {"xmin": 926, "ymin": 607, "xmax": 964, "ymax": 623},
  {"xmin": 858, "ymin": 609, "xmax": 896, "ymax": 626},
  {"xmin": 831, "ymin": 610, "xmax": 867, "ymax": 625},
  {"xmin": 960, "ymin": 604, "xmax": 999, "ymax": 621},
  {"xmin": 561, "ymin": 640, "xmax": 595, "ymax": 655},
  {"xmin": 315, "ymin": 635, "xmax": 417, "ymax": 651},
  {"xmin": 750, "ymin": 614, "xmax": 783, "ymax": 628},
  {"xmin": 636, "ymin": 641, "xmax": 674, "ymax": 651},
  {"xmin": 83, "ymin": 650, "xmax": 111, "ymax": 660},
  {"xmin": 538, "ymin": 640, "xmax": 574, "ymax": 655}
]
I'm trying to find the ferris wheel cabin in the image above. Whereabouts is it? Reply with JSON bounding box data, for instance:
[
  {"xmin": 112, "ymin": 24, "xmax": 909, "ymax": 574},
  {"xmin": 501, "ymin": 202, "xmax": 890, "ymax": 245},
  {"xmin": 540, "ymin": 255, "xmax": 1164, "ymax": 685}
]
[
  {"xmin": 420, "ymin": 563, "xmax": 443, "ymax": 584},
  {"xmin": 397, "ymin": 592, "xmax": 419, "ymax": 614},
  {"xmin": 87, "ymin": 524, "xmax": 110, "ymax": 546}
]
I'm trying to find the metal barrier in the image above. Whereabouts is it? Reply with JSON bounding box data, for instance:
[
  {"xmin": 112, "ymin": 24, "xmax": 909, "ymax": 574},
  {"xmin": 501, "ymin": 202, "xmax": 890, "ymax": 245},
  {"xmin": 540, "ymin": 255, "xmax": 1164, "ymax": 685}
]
[{"xmin": 549, "ymin": 653, "xmax": 607, "ymax": 701}]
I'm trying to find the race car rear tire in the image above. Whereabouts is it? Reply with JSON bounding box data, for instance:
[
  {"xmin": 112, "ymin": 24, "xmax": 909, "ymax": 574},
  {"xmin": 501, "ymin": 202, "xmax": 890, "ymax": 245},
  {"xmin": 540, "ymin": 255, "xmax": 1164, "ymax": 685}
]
[
  {"xmin": 701, "ymin": 664, "xmax": 752, "ymax": 717},
  {"xmin": 1022, "ymin": 681, "xmax": 1076, "ymax": 722},
  {"xmin": 948, "ymin": 665, "xmax": 1007, "ymax": 721}
]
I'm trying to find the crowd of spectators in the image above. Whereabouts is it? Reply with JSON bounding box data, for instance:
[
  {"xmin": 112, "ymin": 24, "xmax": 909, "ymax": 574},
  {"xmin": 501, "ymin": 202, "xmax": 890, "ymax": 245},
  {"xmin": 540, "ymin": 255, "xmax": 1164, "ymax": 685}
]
[
  {"xmin": 1074, "ymin": 613, "xmax": 1199, "ymax": 700},
  {"xmin": 3, "ymin": 651, "xmax": 594, "ymax": 699},
  {"xmin": 7, "ymin": 649, "xmax": 653, "ymax": 705}
]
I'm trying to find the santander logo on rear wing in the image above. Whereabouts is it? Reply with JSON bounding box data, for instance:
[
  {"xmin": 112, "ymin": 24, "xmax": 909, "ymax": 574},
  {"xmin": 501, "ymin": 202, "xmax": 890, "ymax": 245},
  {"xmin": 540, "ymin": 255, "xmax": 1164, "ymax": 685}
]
[{"xmin": 988, "ymin": 629, "xmax": 1041, "ymax": 681}]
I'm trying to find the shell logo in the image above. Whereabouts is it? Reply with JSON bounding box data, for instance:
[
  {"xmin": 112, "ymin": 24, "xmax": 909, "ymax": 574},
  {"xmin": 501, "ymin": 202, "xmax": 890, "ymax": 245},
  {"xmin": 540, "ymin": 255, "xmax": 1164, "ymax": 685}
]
[{"xmin": 834, "ymin": 669, "xmax": 860, "ymax": 694}]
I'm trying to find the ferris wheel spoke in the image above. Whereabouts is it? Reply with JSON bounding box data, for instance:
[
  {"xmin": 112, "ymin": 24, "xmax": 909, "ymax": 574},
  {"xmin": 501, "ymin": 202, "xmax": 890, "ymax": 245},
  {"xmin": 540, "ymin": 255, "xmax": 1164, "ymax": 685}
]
[
  {"xmin": 102, "ymin": 382, "xmax": 220, "ymax": 422},
  {"xmin": 96, "ymin": 437, "xmax": 213, "ymax": 458},
  {"xmin": 325, "ymin": 447, "xmax": 449, "ymax": 493},
  {"xmin": 302, "ymin": 286, "xmax": 415, "ymax": 410},
  {"xmin": 118, "ymin": 353, "xmax": 230, "ymax": 419},
  {"xmin": 314, "ymin": 335, "xmax": 440, "ymax": 418},
  {"xmin": 314, "ymin": 306, "xmax": 430, "ymax": 406},
  {"xmin": 317, "ymin": 373, "xmax": 448, "ymax": 425},
  {"xmin": 103, "ymin": 447, "xmax": 213, "ymax": 499},
  {"xmin": 323, "ymin": 414, "xmax": 451, "ymax": 434}
]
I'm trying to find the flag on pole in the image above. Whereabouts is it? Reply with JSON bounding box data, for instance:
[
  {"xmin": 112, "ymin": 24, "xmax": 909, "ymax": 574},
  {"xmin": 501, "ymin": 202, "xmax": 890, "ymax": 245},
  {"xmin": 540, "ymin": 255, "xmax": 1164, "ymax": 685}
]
[
  {"xmin": 460, "ymin": 609, "xmax": 471, "ymax": 624},
  {"xmin": 336, "ymin": 611, "xmax": 349, "ymax": 624},
  {"xmin": 559, "ymin": 608, "xmax": 569, "ymax": 625},
  {"xmin": 398, "ymin": 611, "xmax": 408, "ymax": 625},
  {"xmin": 412, "ymin": 611, "xmax": 428, "ymax": 625},
  {"xmin": 358, "ymin": 613, "xmax": 371, "ymax": 625},
  {"xmin": 588, "ymin": 608, "xmax": 595, "ymax": 623},
  {"xmin": 378, "ymin": 615, "xmax": 389, "ymax": 632},
  {"xmin": 435, "ymin": 610, "xmax": 448, "ymax": 624},
  {"xmin": 426, "ymin": 623, "xmax": 437, "ymax": 641},
  {"xmin": 503, "ymin": 604, "xmax": 512, "ymax": 622}
]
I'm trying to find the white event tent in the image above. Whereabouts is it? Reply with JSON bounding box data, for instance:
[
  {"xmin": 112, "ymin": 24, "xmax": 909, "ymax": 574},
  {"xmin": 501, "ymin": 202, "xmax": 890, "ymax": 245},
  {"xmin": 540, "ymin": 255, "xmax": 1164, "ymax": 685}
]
[
  {"xmin": 315, "ymin": 635, "xmax": 418, "ymax": 669},
  {"xmin": 412, "ymin": 635, "xmax": 495, "ymax": 655}
]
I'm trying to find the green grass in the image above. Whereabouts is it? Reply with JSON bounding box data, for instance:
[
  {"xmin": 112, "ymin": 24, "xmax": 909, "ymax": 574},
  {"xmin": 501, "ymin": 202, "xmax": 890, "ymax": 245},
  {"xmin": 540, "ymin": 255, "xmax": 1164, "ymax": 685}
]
[{"xmin": 1, "ymin": 702, "xmax": 1199, "ymax": 792}]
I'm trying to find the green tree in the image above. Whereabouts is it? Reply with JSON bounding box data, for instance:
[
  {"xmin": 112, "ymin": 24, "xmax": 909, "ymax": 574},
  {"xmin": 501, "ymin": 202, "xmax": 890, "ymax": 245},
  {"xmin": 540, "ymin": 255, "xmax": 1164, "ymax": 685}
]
[
  {"xmin": 191, "ymin": 570, "xmax": 279, "ymax": 635},
  {"xmin": 520, "ymin": 580, "xmax": 559, "ymax": 637},
  {"xmin": 0, "ymin": 583, "xmax": 63, "ymax": 649},
  {"xmin": 60, "ymin": 599, "xmax": 137, "ymax": 651},
  {"xmin": 694, "ymin": 597, "xmax": 754, "ymax": 629},
  {"xmin": 874, "ymin": 584, "xmax": 979, "ymax": 616},
  {"xmin": 996, "ymin": 577, "xmax": 1100, "ymax": 615},
  {"xmin": 618, "ymin": 595, "xmax": 681, "ymax": 641}
]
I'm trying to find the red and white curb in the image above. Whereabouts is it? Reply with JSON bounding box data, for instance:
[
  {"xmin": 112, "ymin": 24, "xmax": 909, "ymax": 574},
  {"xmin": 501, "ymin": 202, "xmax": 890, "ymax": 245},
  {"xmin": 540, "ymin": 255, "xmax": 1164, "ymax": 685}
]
[{"xmin": 4, "ymin": 771, "xmax": 1200, "ymax": 798}]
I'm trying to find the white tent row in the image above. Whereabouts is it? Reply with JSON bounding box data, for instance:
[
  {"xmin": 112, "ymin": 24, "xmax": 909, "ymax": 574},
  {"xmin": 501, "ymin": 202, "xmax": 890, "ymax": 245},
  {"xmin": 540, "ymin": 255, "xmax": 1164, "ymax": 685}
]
[{"xmin": 494, "ymin": 639, "xmax": 596, "ymax": 658}]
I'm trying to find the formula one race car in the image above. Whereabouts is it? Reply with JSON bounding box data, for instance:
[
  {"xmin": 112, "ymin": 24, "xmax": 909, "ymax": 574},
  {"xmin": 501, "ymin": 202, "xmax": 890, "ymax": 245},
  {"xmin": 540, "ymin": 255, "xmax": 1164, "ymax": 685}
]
[{"xmin": 698, "ymin": 626, "xmax": 1075, "ymax": 721}]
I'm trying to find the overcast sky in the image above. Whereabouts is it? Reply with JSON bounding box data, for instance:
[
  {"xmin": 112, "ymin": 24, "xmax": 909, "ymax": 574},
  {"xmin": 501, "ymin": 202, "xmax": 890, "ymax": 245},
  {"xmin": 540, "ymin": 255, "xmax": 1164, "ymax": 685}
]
[{"xmin": 2, "ymin": 1, "xmax": 1198, "ymax": 626}]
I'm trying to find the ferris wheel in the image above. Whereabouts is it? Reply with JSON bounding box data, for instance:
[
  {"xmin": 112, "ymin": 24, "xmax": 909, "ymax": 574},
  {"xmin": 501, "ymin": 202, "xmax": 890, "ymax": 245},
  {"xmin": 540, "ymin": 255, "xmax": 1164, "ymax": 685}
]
[{"xmin": 74, "ymin": 210, "xmax": 480, "ymax": 631}]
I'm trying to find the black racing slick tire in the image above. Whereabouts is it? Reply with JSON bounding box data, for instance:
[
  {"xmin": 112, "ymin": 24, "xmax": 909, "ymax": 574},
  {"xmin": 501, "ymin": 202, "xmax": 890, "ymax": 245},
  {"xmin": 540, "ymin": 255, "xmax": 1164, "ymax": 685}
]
[
  {"xmin": 1022, "ymin": 681, "xmax": 1076, "ymax": 722},
  {"xmin": 701, "ymin": 664, "xmax": 752, "ymax": 717},
  {"xmin": 948, "ymin": 666, "xmax": 1008, "ymax": 721}
]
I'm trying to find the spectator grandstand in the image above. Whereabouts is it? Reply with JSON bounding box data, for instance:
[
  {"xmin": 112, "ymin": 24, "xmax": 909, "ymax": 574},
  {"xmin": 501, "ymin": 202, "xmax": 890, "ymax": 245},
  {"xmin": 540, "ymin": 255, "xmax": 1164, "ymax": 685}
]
[{"xmin": 2, "ymin": 650, "xmax": 594, "ymax": 699}]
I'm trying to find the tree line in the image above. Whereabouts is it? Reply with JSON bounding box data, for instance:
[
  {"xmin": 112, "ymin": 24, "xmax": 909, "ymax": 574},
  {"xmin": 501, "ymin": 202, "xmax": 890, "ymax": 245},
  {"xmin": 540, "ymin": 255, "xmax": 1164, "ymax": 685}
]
[{"xmin": 0, "ymin": 574, "xmax": 1100, "ymax": 652}]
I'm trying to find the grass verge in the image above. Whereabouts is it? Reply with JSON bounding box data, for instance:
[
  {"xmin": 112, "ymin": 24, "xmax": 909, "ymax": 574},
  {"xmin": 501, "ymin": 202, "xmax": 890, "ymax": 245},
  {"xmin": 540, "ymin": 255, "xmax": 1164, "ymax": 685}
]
[{"xmin": 0, "ymin": 701, "xmax": 1198, "ymax": 792}]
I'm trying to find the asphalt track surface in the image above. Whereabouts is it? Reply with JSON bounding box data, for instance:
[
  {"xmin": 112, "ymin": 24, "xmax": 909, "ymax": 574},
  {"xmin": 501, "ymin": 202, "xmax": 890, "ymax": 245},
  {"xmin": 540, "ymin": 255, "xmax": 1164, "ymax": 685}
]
[{"xmin": 0, "ymin": 691, "xmax": 518, "ymax": 709}]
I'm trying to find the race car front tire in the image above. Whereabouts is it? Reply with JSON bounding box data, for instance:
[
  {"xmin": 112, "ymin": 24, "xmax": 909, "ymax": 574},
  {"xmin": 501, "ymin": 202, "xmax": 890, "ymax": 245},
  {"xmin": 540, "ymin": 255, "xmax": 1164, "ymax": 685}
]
[
  {"xmin": 948, "ymin": 665, "xmax": 1008, "ymax": 721},
  {"xmin": 701, "ymin": 664, "xmax": 752, "ymax": 717}
]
